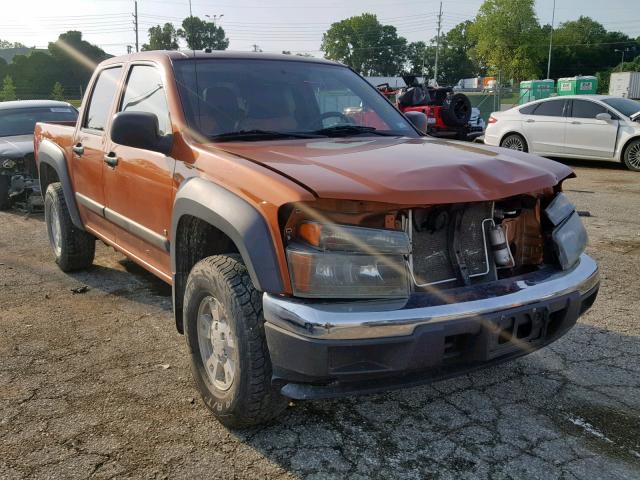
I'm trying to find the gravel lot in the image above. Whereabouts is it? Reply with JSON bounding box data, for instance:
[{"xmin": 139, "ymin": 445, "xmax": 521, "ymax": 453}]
[{"xmin": 1, "ymin": 159, "xmax": 639, "ymax": 479}]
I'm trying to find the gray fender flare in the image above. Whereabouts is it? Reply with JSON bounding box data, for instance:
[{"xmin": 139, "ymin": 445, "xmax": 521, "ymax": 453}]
[
  {"xmin": 171, "ymin": 177, "xmax": 285, "ymax": 294},
  {"xmin": 37, "ymin": 139, "xmax": 84, "ymax": 230}
]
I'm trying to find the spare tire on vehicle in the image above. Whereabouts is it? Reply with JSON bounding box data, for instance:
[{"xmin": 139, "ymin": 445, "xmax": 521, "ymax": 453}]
[
  {"xmin": 440, "ymin": 93, "xmax": 472, "ymax": 127},
  {"xmin": 398, "ymin": 87, "xmax": 430, "ymax": 108}
]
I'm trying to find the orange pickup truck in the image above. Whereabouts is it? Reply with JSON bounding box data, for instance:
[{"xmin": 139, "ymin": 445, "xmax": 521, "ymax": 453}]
[{"xmin": 35, "ymin": 51, "xmax": 599, "ymax": 427}]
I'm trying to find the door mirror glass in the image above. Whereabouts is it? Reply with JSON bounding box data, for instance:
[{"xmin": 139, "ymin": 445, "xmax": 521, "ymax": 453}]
[
  {"xmin": 111, "ymin": 111, "xmax": 172, "ymax": 155},
  {"xmin": 404, "ymin": 111, "xmax": 427, "ymax": 133},
  {"xmin": 595, "ymin": 112, "xmax": 612, "ymax": 121}
]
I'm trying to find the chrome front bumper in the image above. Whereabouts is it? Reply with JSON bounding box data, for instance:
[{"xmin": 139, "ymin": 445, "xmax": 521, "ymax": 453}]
[{"xmin": 263, "ymin": 254, "xmax": 599, "ymax": 341}]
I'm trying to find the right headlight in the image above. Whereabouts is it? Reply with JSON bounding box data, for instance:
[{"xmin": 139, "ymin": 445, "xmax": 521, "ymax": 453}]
[
  {"xmin": 546, "ymin": 193, "xmax": 588, "ymax": 270},
  {"xmin": 286, "ymin": 222, "xmax": 410, "ymax": 299}
]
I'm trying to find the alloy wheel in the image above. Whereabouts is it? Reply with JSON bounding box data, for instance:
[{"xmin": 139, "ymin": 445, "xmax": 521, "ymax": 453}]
[
  {"xmin": 197, "ymin": 295, "xmax": 236, "ymax": 391},
  {"xmin": 627, "ymin": 142, "xmax": 640, "ymax": 170},
  {"xmin": 502, "ymin": 135, "xmax": 525, "ymax": 151}
]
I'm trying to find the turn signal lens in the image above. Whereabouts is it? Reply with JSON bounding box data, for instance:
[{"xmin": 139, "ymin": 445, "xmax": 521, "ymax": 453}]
[{"xmin": 488, "ymin": 116, "xmax": 498, "ymax": 124}]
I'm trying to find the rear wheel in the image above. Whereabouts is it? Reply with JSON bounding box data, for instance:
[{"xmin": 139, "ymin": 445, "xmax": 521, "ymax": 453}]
[
  {"xmin": 44, "ymin": 183, "xmax": 95, "ymax": 271},
  {"xmin": 500, "ymin": 133, "xmax": 528, "ymax": 152},
  {"xmin": 622, "ymin": 138, "xmax": 640, "ymax": 172},
  {"xmin": 184, "ymin": 255, "xmax": 287, "ymax": 427}
]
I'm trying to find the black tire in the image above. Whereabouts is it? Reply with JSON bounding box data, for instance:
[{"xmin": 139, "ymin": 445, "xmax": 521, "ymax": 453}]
[
  {"xmin": 441, "ymin": 93, "xmax": 472, "ymax": 127},
  {"xmin": 0, "ymin": 175, "xmax": 11, "ymax": 210},
  {"xmin": 500, "ymin": 133, "xmax": 529, "ymax": 153},
  {"xmin": 622, "ymin": 138, "xmax": 640, "ymax": 172},
  {"xmin": 44, "ymin": 183, "xmax": 95, "ymax": 271},
  {"xmin": 184, "ymin": 255, "xmax": 287, "ymax": 428}
]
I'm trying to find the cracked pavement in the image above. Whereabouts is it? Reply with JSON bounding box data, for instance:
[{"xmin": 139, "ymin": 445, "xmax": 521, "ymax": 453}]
[{"xmin": 1, "ymin": 159, "xmax": 639, "ymax": 479}]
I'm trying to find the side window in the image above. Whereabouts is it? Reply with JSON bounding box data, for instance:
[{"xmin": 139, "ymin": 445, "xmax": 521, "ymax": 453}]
[
  {"xmin": 571, "ymin": 100, "xmax": 607, "ymax": 119},
  {"xmin": 532, "ymin": 99, "xmax": 565, "ymax": 117},
  {"xmin": 519, "ymin": 103, "xmax": 538, "ymax": 115},
  {"xmin": 84, "ymin": 67, "xmax": 123, "ymax": 131},
  {"xmin": 120, "ymin": 65, "xmax": 171, "ymax": 136}
]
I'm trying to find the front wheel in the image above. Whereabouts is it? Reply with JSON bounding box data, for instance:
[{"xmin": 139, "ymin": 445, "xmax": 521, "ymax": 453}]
[
  {"xmin": 622, "ymin": 138, "xmax": 640, "ymax": 172},
  {"xmin": 183, "ymin": 255, "xmax": 287, "ymax": 427},
  {"xmin": 44, "ymin": 183, "xmax": 95, "ymax": 271},
  {"xmin": 500, "ymin": 133, "xmax": 528, "ymax": 152}
]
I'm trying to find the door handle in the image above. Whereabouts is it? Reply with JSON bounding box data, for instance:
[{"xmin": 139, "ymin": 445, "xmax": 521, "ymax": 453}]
[
  {"xmin": 72, "ymin": 143, "xmax": 84, "ymax": 156},
  {"xmin": 525, "ymin": 119, "xmax": 535, "ymax": 123},
  {"xmin": 571, "ymin": 121, "xmax": 581, "ymax": 125},
  {"xmin": 103, "ymin": 152, "xmax": 119, "ymax": 168}
]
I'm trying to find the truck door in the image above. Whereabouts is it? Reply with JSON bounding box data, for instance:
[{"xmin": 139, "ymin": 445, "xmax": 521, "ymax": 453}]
[
  {"xmin": 103, "ymin": 63, "xmax": 175, "ymax": 281},
  {"xmin": 72, "ymin": 66, "xmax": 123, "ymax": 241}
]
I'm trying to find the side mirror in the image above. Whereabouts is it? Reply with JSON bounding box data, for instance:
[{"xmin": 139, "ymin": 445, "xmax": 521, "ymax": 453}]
[
  {"xmin": 404, "ymin": 111, "xmax": 428, "ymax": 134},
  {"xmin": 111, "ymin": 111, "xmax": 172, "ymax": 155},
  {"xmin": 595, "ymin": 112, "xmax": 612, "ymax": 121}
]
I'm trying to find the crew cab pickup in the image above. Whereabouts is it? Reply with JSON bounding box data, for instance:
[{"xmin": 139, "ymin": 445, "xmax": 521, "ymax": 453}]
[{"xmin": 35, "ymin": 51, "xmax": 599, "ymax": 427}]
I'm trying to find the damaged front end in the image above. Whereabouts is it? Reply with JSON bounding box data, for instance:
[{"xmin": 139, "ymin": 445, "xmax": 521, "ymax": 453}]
[
  {"xmin": 0, "ymin": 154, "xmax": 42, "ymax": 212},
  {"xmin": 279, "ymin": 189, "xmax": 587, "ymax": 299}
]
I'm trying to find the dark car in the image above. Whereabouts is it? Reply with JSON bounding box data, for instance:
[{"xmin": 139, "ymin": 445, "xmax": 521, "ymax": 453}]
[{"xmin": 0, "ymin": 100, "xmax": 78, "ymax": 210}]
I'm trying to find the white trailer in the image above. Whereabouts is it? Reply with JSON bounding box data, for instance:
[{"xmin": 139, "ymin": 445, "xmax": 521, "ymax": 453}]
[{"xmin": 609, "ymin": 72, "xmax": 640, "ymax": 99}]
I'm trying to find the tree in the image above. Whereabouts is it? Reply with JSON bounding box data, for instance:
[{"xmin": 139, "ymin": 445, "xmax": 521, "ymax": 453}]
[
  {"xmin": 51, "ymin": 82, "xmax": 65, "ymax": 100},
  {"xmin": 142, "ymin": 23, "xmax": 179, "ymax": 51},
  {"xmin": 48, "ymin": 31, "xmax": 110, "ymax": 93},
  {"xmin": 470, "ymin": 0, "xmax": 544, "ymax": 82},
  {"xmin": 0, "ymin": 75, "xmax": 16, "ymax": 101},
  {"xmin": 0, "ymin": 40, "xmax": 27, "ymax": 49},
  {"xmin": 548, "ymin": 17, "xmax": 637, "ymax": 79},
  {"xmin": 179, "ymin": 16, "xmax": 229, "ymax": 50},
  {"xmin": 321, "ymin": 13, "xmax": 407, "ymax": 76}
]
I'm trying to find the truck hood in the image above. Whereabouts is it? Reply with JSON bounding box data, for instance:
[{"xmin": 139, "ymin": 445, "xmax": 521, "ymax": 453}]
[
  {"xmin": 209, "ymin": 137, "xmax": 574, "ymax": 205},
  {"xmin": 0, "ymin": 135, "xmax": 34, "ymax": 159}
]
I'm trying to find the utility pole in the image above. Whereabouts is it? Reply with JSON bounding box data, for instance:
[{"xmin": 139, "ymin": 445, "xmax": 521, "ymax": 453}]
[
  {"xmin": 133, "ymin": 0, "xmax": 139, "ymax": 52},
  {"xmin": 546, "ymin": 0, "xmax": 556, "ymax": 79},
  {"xmin": 615, "ymin": 48, "xmax": 630, "ymax": 71},
  {"xmin": 189, "ymin": 0, "xmax": 193, "ymax": 17},
  {"xmin": 433, "ymin": 1, "xmax": 443, "ymax": 86}
]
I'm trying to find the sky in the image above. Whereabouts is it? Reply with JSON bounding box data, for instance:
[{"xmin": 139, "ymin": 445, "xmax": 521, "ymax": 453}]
[{"xmin": 1, "ymin": 0, "xmax": 638, "ymax": 57}]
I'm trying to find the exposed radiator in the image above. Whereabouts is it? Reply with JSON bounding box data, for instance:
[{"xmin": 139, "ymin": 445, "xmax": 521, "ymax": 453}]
[{"xmin": 410, "ymin": 202, "xmax": 493, "ymax": 287}]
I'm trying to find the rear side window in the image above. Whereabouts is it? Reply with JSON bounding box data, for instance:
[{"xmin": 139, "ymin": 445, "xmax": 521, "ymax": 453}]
[
  {"xmin": 120, "ymin": 65, "xmax": 171, "ymax": 136},
  {"xmin": 84, "ymin": 67, "xmax": 122, "ymax": 132},
  {"xmin": 519, "ymin": 103, "xmax": 538, "ymax": 115},
  {"xmin": 571, "ymin": 100, "xmax": 607, "ymax": 119},
  {"xmin": 532, "ymin": 99, "xmax": 565, "ymax": 117}
]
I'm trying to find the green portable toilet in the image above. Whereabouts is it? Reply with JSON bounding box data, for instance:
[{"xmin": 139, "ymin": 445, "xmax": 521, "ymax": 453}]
[
  {"xmin": 557, "ymin": 76, "xmax": 598, "ymax": 96},
  {"xmin": 519, "ymin": 79, "xmax": 555, "ymax": 104}
]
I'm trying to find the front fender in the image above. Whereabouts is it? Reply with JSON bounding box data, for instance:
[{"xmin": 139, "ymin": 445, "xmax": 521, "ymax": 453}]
[{"xmin": 171, "ymin": 177, "xmax": 284, "ymax": 293}]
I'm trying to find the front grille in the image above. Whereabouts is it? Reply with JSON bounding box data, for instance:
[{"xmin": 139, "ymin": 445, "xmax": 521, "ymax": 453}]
[{"xmin": 411, "ymin": 202, "xmax": 492, "ymax": 286}]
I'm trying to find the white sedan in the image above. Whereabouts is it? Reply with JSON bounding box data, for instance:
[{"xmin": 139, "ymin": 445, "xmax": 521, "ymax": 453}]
[{"xmin": 484, "ymin": 95, "xmax": 640, "ymax": 171}]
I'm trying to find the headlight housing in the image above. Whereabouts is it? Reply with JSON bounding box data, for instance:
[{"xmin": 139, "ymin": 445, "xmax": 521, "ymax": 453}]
[
  {"xmin": 286, "ymin": 222, "xmax": 410, "ymax": 298},
  {"xmin": 546, "ymin": 193, "xmax": 587, "ymax": 270}
]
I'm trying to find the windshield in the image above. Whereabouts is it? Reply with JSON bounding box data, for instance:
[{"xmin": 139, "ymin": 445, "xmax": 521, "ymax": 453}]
[
  {"xmin": 601, "ymin": 97, "xmax": 640, "ymax": 118},
  {"xmin": 173, "ymin": 59, "xmax": 418, "ymax": 140},
  {"xmin": 0, "ymin": 106, "xmax": 78, "ymax": 137}
]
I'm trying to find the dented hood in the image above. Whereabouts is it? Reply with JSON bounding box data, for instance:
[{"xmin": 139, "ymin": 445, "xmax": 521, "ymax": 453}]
[{"xmin": 210, "ymin": 137, "xmax": 574, "ymax": 205}]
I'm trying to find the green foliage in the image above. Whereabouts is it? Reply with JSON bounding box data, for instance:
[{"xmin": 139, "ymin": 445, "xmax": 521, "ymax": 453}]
[
  {"xmin": 469, "ymin": 0, "xmax": 544, "ymax": 82},
  {"xmin": 47, "ymin": 31, "xmax": 110, "ymax": 94},
  {"xmin": 50, "ymin": 82, "xmax": 65, "ymax": 101},
  {"xmin": 142, "ymin": 23, "xmax": 179, "ymax": 51},
  {"xmin": 321, "ymin": 14, "xmax": 407, "ymax": 76},
  {"xmin": 548, "ymin": 17, "xmax": 637, "ymax": 79},
  {"xmin": 0, "ymin": 75, "xmax": 16, "ymax": 101},
  {"xmin": 179, "ymin": 16, "xmax": 229, "ymax": 50},
  {"xmin": 0, "ymin": 40, "xmax": 26, "ymax": 49}
]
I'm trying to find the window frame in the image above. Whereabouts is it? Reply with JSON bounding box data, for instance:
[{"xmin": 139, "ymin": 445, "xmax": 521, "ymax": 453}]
[
  {"xmin": 81, "ymin": 65, "xmax": 125, "ymax": 136},
  {"xmin": 568, "ymin": 99, "xmax": 619, "ymax": 120},
  {"xmin": 528, "ymin": 98, "xmax": 568, "ymax": 118},
  {"xmin": 116, "ymin": 61, "xmax": 173, "ymax": 137}
]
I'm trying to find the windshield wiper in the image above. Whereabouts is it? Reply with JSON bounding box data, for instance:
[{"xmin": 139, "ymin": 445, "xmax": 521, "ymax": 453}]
[
  {"xmin": 310, "ymin": 125, "xmax": 400, "ymax": 137},
  {"xmin": 210, "ymin": 129, "xmax": 322, "ymax": 142}
]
